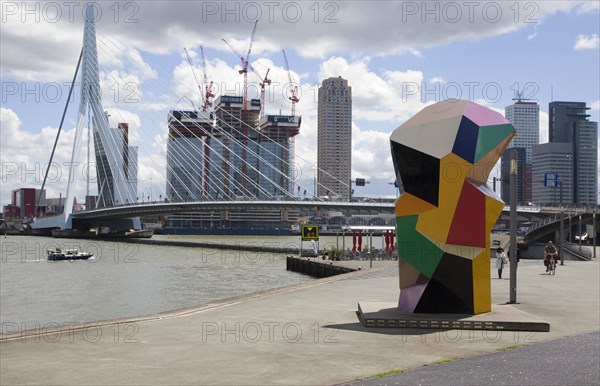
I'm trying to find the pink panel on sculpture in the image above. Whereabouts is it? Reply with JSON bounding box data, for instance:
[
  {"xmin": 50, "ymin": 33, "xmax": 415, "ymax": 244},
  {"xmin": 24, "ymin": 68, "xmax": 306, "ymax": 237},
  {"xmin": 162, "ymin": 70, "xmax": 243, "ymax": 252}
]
[
  {"xmin": 398, "ymin": 281, "xmax": 428, "ymax": 313},
  {"xmin": 464, "ymin": 102, "xmax": 507, "ymax": 126}
]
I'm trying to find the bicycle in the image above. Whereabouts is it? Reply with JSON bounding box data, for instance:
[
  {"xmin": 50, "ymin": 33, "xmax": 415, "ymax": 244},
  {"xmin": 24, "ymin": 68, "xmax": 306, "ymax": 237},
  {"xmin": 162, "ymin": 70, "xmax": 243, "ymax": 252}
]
[{"xmin": 545, "ymin": 253, "xmax": 557, "ymax": 275}]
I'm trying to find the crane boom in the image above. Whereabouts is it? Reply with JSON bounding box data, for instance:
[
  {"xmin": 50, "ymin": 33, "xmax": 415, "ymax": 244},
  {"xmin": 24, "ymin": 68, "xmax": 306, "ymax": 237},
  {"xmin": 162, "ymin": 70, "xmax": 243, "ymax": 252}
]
[
  {"xmin": 183, "ymin": 48, "xmax": 203, "ymax": 110},
  {"xmin": 199, "ymin": 45, "xmax": 214, "ymax": 112},
  {"xmin": 221, "ymin": 20, "xmax": 260, "ymax": 193},
  {"xmin": 282, "ymin": 49, "xmax": 299, "ymax": 116},
  {"xmin": 245, "ymin": 20, "xmax": 258, "ymax": 63}
]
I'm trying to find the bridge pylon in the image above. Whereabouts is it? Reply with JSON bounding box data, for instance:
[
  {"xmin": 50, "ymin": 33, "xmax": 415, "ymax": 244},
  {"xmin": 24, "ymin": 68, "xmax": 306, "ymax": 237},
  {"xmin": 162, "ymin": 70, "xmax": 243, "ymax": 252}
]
[{"xmin": 32, "ymin": 4, "xmax": 140, "ymax": 232}]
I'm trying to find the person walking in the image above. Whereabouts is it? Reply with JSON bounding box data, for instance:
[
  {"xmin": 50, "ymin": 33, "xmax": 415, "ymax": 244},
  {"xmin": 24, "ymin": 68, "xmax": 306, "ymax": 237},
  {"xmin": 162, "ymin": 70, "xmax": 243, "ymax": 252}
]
[{"xmin": 495, "ymin": 247, "xmax": 506, "ymax": 279}]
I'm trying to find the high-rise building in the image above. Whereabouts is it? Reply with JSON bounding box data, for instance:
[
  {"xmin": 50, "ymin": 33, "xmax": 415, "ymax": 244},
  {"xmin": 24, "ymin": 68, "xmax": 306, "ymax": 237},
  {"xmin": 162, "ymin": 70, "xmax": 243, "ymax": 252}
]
[
  {"xmin": 164, "ymin": 99, "xmax": 302, "ymax": 230},
  {"xmin": 548, "ymin": 101, "xmax": 598, "ymax": 205},
  {"xmin": 505, "ymin": 100, "xmax": 539, "ymax": 164},
  {"xmin": 257, "ymin": 115, "xmax": 301, "ymax": 197},
  {"xmin": 210, "ymin": 95, "xmax": 261, "ymax": 199},
  {"xmin": 167, "ymin": 97, "xmax": 301, "ymax": 201},
  {"xmin": 531, "ymin": 143, "xmax": 573, "ymax": 205},
  {"xmin": 94, "ymin": 118, "xmax": 138, "ymax": 207},
  {"xmin": 317, "ymin": 77, "xmax": 352, "ymax": 200},
  {"xmin": 166, "ymin": 110, "xmax": 212, "ymax": 202},
  {"xmin": 501, "ymin": 147, "xmax": 531, "ymax": 204},
  {"xmin": 501, "ymin": 99, "xmax": 539, "ymax": 205}
]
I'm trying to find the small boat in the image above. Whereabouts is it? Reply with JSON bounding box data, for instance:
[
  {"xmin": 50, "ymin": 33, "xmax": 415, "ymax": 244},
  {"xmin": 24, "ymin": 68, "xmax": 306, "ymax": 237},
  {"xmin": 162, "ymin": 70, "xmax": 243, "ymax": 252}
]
[{"xmin": 47, "ymin": 248, "xmax": 94, "ymax": 261}]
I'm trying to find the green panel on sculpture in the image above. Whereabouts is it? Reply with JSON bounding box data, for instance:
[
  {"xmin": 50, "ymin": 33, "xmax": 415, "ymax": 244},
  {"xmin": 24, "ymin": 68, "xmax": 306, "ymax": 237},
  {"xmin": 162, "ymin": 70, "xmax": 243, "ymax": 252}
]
[
  {"xmin": 474, "ymin": 124, "xmax": 515, "ymax": 162},
  {"xmin": 391, "ymin": 99, "xmax": 515, "ymax": 315},
  {"xmin": 396, "ymin": 215, "xmax": 444, "ymax": 279}
]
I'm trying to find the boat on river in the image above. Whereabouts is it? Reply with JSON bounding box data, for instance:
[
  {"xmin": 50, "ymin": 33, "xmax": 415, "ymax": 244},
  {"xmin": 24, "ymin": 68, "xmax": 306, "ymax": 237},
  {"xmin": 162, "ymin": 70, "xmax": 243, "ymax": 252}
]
[{"xmin": 47, "ymin": 248, "xmax": 94, "ymax": 261}]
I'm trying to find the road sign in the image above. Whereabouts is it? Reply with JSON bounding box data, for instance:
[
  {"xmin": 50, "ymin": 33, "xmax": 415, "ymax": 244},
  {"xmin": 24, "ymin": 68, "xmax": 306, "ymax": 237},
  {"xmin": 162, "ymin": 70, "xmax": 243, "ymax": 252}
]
[
  {"xmin": 544, "ymin": 173, "xmax": 558, "ymax": 187},
  {"xmin": 301, "ymin": 226, "xmax": 319, "ymax": 240}
]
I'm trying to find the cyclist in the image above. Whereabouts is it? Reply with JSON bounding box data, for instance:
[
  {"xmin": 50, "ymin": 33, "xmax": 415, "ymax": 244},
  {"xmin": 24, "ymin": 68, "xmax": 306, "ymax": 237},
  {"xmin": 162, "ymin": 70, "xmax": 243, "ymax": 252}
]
[{"xmin": 544, "ymin": 241, "xmax": 558, "ymax": 272}]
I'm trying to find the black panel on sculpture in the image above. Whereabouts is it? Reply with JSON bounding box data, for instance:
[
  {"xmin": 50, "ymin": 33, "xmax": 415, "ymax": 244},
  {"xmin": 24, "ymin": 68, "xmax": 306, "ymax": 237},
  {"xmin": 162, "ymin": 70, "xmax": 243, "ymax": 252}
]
[
  {"xmin": 429, "ymin": 253, "xmax": 474, "ymax": 310},
  {"xmin": 413, "ymin": 253, "xmax": 474, "ymax": 314},
  {"xmin": 414, "ymin": 278, "xmax": 473, "ymax": 314},
  {"xmin": 391, "ymin": 141, "xmax": 440, "ymax": 206}
]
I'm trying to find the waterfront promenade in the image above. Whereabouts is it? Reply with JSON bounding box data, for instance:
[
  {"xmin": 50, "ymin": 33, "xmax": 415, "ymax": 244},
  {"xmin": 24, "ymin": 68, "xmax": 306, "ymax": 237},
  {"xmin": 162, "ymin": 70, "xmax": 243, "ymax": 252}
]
[{"xmin": 1, "ymin": 258, "xmax": 598, "ymax": 385}]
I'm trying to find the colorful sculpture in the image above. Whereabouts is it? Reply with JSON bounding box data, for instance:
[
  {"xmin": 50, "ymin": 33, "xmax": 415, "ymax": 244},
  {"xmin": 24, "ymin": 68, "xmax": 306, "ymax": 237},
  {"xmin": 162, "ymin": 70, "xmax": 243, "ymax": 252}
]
[{"xmin": 391, "ymin": 100, "xmax": 515, "ymax": 315}]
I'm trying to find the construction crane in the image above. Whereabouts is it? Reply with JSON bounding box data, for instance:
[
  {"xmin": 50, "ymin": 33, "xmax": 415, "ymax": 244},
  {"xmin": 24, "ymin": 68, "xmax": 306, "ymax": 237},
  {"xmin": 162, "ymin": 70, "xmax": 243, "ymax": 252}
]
[
  {"xmin": 199, "ymin": 46, "xmax": 214, "ymax": 112},
  {"xmin": 222, "ymin": 20, "xmax": 258, "ymax": 117},
  {"xmin": 183, "ymin": 48, "xmax": 203, "ymax": 111},
  {"xmin": 253, "ymin": 66, "xmax": 271, "ymax": 117},
  {"xmin": 282, "ymin": 49, "xmax": 299, "ymax": 116},
  {"xmin": 222, "ymin": 20, "xmax": 259, "ymax": 191}
]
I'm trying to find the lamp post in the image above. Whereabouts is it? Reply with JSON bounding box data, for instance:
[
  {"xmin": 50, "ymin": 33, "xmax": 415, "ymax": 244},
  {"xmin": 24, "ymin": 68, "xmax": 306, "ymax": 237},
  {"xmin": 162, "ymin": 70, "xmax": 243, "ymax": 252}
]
[
  {"xmin": 579, "ymin": 214, "xmax": 582, "ymax": 252},
  {"xmin": 509, "ymin": 149, "xmax": 518, "ymax": 304},
  {"xmin": 593, "ymin": 209, "xmax": 597, "ymax": 259},
  {"xmin": 560, "ymin": 205, "xmax": 565, "ymax": 265}
]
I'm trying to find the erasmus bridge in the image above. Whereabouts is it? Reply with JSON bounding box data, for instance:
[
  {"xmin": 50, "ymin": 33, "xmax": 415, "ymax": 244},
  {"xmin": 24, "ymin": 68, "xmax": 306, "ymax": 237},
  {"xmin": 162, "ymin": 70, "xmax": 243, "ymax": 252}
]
[
  {"xmin": 30, "ymin": 4, "xmax": 597, "ymax": 243},
  {"xmin": 30, "ymin": 4, "xmax": 398, "ymax": 234}
]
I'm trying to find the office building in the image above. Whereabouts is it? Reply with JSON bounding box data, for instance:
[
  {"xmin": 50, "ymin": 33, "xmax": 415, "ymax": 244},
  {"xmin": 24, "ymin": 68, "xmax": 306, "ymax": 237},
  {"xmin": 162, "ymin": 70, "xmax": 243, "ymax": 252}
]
[
  {"xmin": 164, "ymin": 98, "xmax": 302, "ymax": 230},
  {"xmin": 505, "ymin": 99, "xmax": 539, "ymax": 164},
  {"xmin": 317, "ymin": 77, "xmax": 352, "ymax": 201},
  {"xmin": 209, "ymin": 95, "xmax": 261, "ymax": 199},
  {"xmin": 531, "ymin": 143, "xmax": 573, "ymax": 205},
  {"xmin": 501, "ymin": 99, "xmax": 539, "ymax": 204},
  {"xmin": 500, "ymin": 147, "xmax": 532, "ymax": 204},
  {"xmin": 548, "ymin": 101, "xmax": 598, "ymax": 205},
  {"xmin": 94, "ymin": 119, "xmax": 138, "ymax": 207},
  {"xmin": 166, "ymin": 110, "xmax": 212, "ymax": 201}
]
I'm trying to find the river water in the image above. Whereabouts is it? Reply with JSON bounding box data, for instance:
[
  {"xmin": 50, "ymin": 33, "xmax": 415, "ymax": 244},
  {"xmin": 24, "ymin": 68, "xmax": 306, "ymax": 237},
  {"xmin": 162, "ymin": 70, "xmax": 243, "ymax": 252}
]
[{"xmin": 1, "ymin": 234, "xmax": 384, "ymax": 330}]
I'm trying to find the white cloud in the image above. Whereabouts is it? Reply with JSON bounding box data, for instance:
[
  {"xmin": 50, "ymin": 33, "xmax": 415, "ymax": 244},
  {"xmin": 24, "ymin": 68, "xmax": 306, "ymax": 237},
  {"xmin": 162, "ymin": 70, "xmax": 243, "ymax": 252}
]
[
  {"xmin": 0, "ymin": 108, "xmax": 93, "ymax": 206},
  {"xmin": 2, "ymin": 1, "xmax": 593, "ymax": 82},
  {"xmin": 590, "ymin": 100, "xmax": 600, "ymax": 111},
  {"xmin": 574, "ymin": 34, "xmax": 600, "ymax": 50}
]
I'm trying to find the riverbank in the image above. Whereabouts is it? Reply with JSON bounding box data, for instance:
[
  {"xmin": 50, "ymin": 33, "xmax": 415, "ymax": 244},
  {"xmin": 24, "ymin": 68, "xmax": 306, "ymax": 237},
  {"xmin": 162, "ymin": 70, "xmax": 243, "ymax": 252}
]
[{"xmin": 2, "ymin": 259, "xmax": 598, "ymax": 384}]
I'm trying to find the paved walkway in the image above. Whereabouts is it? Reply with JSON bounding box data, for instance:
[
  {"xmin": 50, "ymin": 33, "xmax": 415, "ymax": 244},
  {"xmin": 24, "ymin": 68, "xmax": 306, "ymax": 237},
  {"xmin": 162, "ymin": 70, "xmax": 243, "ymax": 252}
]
[
  {"xmin": 347, "ymin": 330, "xmax": 599, "ymax": 385},
  {"xmin": 1, "ymin": 259, "xmax": 599, "ymax": 385}
]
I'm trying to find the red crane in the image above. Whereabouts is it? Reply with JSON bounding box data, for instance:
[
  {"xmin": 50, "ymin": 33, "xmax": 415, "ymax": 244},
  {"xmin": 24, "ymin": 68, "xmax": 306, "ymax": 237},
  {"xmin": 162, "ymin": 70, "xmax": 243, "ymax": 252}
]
[
  {"xmin": 222, "ymin": 20, "xmax": 259, "ymax": 191},
  {"xmin": 222, "ymin": 20, "xmax": 258, "ymax": 117},
  {"xmin": 199, "ymin": 45, "xmax": 214, "ymax": 112},
  {"xmin": 282, "ymin": 49, "xmax": 299, "ymax": 116}
]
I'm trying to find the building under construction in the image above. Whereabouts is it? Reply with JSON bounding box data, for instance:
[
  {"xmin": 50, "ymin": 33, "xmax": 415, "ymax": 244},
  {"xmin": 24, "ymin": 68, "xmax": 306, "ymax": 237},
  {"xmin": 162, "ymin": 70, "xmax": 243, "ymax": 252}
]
[{"xmin": 164, "ymin": 95, "xmax": 302, "ymax": 231}]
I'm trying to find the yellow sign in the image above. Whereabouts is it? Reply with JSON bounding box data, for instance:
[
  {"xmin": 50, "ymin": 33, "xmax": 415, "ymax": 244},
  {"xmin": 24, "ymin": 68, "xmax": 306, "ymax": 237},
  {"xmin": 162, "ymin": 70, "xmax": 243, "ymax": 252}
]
[{"xmin": 301, "ymin": 226, "xmax": 319, "ymax": 240}]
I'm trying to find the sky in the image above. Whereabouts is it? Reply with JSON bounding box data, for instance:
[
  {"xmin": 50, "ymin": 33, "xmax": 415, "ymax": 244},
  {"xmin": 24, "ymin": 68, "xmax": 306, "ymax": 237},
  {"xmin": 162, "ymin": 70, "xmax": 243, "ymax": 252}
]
[{"xmin": 1, "ymin": 0, "xmax": 599, "ymax": 208}]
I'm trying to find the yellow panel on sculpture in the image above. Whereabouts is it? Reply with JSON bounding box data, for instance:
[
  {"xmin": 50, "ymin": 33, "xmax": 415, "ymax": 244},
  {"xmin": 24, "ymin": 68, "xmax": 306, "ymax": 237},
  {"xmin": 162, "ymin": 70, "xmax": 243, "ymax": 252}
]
[
  {"xmin": 472, "ymin": 250, "xmax": 491, "ymax": 314},
  {"xmin": 416, "ymin": 153, "xmax": 471, "ymax": 245},
  {"xmin": 395, "ymin": 193, "xmax": 436, "ymax": 216}
]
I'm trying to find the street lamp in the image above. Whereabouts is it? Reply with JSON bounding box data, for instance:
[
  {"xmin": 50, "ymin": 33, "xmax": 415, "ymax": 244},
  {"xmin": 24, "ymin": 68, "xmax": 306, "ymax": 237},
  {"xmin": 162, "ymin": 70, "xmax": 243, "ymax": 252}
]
[
  {"xmin": 581, "ymin": 146, "xmax": 590, "ymax": 205},
  {"xmin": 560, "ymin": 205, "xmax": 565, "ymax": 265},
  {"xmin": 579, "ymin": 214, "xmax": 582, "ymax": 252}
]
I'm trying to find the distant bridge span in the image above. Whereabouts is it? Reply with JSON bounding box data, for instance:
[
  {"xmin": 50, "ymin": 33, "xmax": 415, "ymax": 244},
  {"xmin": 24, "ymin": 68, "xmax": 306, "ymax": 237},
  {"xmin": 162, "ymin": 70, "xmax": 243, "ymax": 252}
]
[
  {"xmin": 70, "ymin": 200, "xmax": 575, "ymax": 221},
  {"xmin": 72, "ymin": 200, "xmax": 396, "ymax": 220}
]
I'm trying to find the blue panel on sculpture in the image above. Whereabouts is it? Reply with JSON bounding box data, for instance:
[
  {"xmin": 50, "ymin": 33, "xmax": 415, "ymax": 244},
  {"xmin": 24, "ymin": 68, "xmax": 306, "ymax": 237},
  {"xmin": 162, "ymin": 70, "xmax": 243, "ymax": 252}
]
[{"xmin": 451, "ymin": 116, "xmax": 479, "ymax": 163}]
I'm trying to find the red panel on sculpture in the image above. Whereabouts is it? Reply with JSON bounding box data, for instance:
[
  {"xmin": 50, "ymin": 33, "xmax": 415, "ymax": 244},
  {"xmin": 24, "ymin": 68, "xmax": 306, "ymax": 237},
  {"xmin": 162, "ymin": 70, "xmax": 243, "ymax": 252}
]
[{"xmin": 446, "ymin": 181, "xmax": 486, "ymax": 247}]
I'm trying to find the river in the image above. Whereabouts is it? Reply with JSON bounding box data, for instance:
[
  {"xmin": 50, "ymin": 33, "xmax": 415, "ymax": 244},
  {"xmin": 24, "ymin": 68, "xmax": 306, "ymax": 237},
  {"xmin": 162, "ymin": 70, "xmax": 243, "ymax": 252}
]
[{"xmin": 0, "ymin": 234, "xmax": 385, "ymax": 330}]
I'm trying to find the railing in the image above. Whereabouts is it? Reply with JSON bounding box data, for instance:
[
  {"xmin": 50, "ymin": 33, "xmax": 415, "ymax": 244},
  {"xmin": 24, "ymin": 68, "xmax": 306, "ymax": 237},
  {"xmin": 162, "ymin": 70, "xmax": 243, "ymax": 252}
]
[{"xmin": 562, "ymin": 240, "xmax": 593, "ymax": 261}]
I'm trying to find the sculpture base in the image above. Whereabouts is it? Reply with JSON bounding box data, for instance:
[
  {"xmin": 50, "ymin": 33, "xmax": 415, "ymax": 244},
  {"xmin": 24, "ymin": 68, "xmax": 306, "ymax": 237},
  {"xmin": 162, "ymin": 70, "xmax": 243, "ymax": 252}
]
[{"xmin": 356, "ymin": 302, "xmax": 549, "ymax": 332}]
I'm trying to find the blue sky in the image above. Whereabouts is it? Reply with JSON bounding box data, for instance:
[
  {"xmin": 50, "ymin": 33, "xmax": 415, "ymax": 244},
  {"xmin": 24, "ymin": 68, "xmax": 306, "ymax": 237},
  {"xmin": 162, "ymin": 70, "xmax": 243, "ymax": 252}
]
[{"xmin": 1, "ymin": 1, "xmax": 599, "ymax": 206}]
